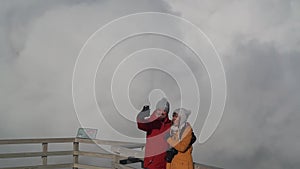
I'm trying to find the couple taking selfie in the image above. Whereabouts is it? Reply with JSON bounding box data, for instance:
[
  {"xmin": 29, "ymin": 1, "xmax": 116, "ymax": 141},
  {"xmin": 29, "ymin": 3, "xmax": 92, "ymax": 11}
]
[{"xmin": 136, "ymin": 98, "xmax": 196, "ymax": 169}]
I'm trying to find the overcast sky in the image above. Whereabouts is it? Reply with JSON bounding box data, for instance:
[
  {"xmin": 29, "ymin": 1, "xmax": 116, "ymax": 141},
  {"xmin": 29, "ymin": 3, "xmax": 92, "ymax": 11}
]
[{"xmin": 1, "ymin": 0, "xmax": 300, "ymax": 169}]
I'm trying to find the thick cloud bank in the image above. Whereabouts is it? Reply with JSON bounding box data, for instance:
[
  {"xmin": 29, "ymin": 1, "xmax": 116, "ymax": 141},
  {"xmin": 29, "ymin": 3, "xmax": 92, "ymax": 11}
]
[{"xmin": 1, "ymin": 0, "xmax": 300, "ymax": 169}]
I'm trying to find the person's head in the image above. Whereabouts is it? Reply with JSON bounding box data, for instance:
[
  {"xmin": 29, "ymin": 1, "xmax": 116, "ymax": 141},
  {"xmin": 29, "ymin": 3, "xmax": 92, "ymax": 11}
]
[
  {"xmin": 172, "ymin": 108, "xmax": 191, "ymax": 127},
  {"xmin": 172, "ymin": 111, "xmax": 179, "ymax": 125},
  {"xmin": 155, "ymin": 98, "xmax": 170, "ymax": 119}
]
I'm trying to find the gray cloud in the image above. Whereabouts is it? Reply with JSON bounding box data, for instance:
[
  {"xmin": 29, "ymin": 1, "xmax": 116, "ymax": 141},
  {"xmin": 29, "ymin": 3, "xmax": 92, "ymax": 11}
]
[
  {"xmin": 168, "ymin": 0, "xmax": 300, "ymax": 168},
  {"xmin": 0, "ymin": 0, "xmax": 173, "ymax": 138},
  {"xmin": 206, "ymin": 39, "xmax": 300, "ymax": 169},
  {"xmin": 0, "ymin": 0, "xmax": 174, "ymax": 167}
]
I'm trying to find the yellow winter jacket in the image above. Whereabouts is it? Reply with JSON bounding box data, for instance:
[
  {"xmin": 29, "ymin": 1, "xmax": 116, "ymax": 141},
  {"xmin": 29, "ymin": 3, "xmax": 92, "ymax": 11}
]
[{"xmin": 166, "ymin": 124, "xmax": 194, "ymax": 169}]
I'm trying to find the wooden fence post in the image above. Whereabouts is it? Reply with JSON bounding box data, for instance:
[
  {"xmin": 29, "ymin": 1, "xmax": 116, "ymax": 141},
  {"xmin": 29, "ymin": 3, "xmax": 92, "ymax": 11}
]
[
  {"xmin": 73, "ymin": 141, "xmax": 79, "ymax": 169},
  {"xmin": 42, "ymin": 142, "xmax": 48, "ymax": 165},
  {"xmin": 112, "ymin": 153, "xmax": 120, "ymax": 169}
]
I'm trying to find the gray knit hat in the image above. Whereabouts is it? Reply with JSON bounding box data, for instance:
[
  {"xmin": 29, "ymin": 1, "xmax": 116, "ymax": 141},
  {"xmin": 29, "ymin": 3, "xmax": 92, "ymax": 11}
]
[
  {"xmin": 174, "ymin": 108, "xmax": 191, "ymax": 127},
  {"xmin": 156, "ymin": 98, "xmax": 170, "ymax": 113}
]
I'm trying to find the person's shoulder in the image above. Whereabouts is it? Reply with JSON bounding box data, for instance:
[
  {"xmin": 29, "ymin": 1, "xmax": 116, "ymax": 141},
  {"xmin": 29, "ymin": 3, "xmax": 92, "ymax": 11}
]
[{"xmin": 185, "ymin": 122, "xmax": 193, "ymax": 131}]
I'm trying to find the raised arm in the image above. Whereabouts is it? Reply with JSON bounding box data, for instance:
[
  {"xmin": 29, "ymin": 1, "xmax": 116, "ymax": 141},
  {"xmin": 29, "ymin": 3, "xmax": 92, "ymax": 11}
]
[
  {"xmin": 167, "ymin": 126, "xmax": 193, "ymax": 152},
  {"xmin": 136, "ymin": 109, "xmax": 159, "ymax": 131}
]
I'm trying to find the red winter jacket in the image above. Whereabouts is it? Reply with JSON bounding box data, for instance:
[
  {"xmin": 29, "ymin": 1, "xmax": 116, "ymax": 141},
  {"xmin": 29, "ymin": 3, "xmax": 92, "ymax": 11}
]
[{"xmin": 137, "ymin": 112, "xmax": 172, "ymax": 169}]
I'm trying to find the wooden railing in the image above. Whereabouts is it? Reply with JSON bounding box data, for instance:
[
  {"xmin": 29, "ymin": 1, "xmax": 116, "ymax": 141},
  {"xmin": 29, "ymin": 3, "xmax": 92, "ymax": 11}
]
[{"xmin": 0, "ymin": 138, "xmax": 222, "ymax": 169}]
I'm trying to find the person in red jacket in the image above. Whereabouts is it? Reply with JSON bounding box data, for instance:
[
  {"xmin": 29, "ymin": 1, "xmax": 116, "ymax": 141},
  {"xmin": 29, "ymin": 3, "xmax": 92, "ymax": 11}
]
[{"xmin": 137, "ymin": 98, "xmax": 172, "ymax": 169}]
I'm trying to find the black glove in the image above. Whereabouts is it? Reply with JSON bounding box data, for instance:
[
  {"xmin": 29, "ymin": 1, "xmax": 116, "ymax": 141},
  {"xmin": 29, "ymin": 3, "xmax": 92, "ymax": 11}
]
[
  {"xmin": 165, "ymin": 147, "xmax": 178, "ymax": 163},
  {"xmin": 137, "ymin": 105, "xmax": 150, "ymax": 120},
  {"xmin": 190, "ymin": 132, "xmax": 197, "ymax": 145},
  {"xmin": 141, "ymin": 105, "xmax": 149, "ymax": 112}
]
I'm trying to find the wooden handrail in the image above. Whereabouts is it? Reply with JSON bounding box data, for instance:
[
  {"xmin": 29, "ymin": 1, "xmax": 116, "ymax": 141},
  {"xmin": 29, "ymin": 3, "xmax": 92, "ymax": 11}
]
[
  {"xmin": 0, "ymin": 137, "xmax": 143, "ymax": 169},
  {"xmin": 0, "ymin": 138, "xmax": 144, "ymax": 147},
  {"xmin": 0, "ymin": 151, "xmax": 73, "ymax": 158},
  {"xmin": 0, "ymin": 138, "xmax": 75, "ymax": 144},
  {"xmin": 74, "ymin": 138, "xmax": 145, "ymax": 147},
  {"xmin": 0, "ymin": 163, "xmax": 73, "ymax": 169},
  {"xmin": 73, "ymin": 151, "xmax": 114, "ymax": 159},
  {"xmin": 0, "ymin": 137, "xmax": 222, "ymax": 169}
]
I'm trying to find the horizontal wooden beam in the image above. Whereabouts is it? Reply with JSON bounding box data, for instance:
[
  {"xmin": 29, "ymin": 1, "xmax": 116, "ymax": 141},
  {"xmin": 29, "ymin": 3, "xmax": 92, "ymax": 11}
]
[
  {"xmin": 0, "ymin": 151, "xmax": 73, "ymax": 158},
  {"xmin": 0, "ymin": 138, "xmax": 145, "ymax": 147},
  {"xmin": 0, "ymin": 138, "xmax": 75, "ymax": 145},
  {"xmin": 73, "ymin": 151, "xmax": 114, "ymax": 159},
  {"xmin": 73, "ymin": 163, "xmax": 110, "ymax": 169},
  {"xmin": 111, "ymin": 145, "xmax": 144, "ymax": 159},
  {"xmin": 0, "ymin": 163, "xmax": 73, "ymax": 169},
  {"xmin": 75, "ymin": 138, "xmax": 144, "ymax": 147}
]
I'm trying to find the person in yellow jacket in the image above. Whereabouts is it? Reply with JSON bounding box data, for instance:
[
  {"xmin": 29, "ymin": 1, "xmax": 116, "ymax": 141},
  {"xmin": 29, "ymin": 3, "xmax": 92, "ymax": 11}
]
[{"xmin": 166, "ymin": 108, "xmax": 194, "ymax": 169}]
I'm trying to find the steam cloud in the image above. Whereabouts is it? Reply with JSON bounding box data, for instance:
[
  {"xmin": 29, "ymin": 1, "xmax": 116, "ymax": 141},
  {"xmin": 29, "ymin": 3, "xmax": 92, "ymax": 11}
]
[{"xmin": 1, "ymin": 0, "xmax": 300, "ymax": 169}]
